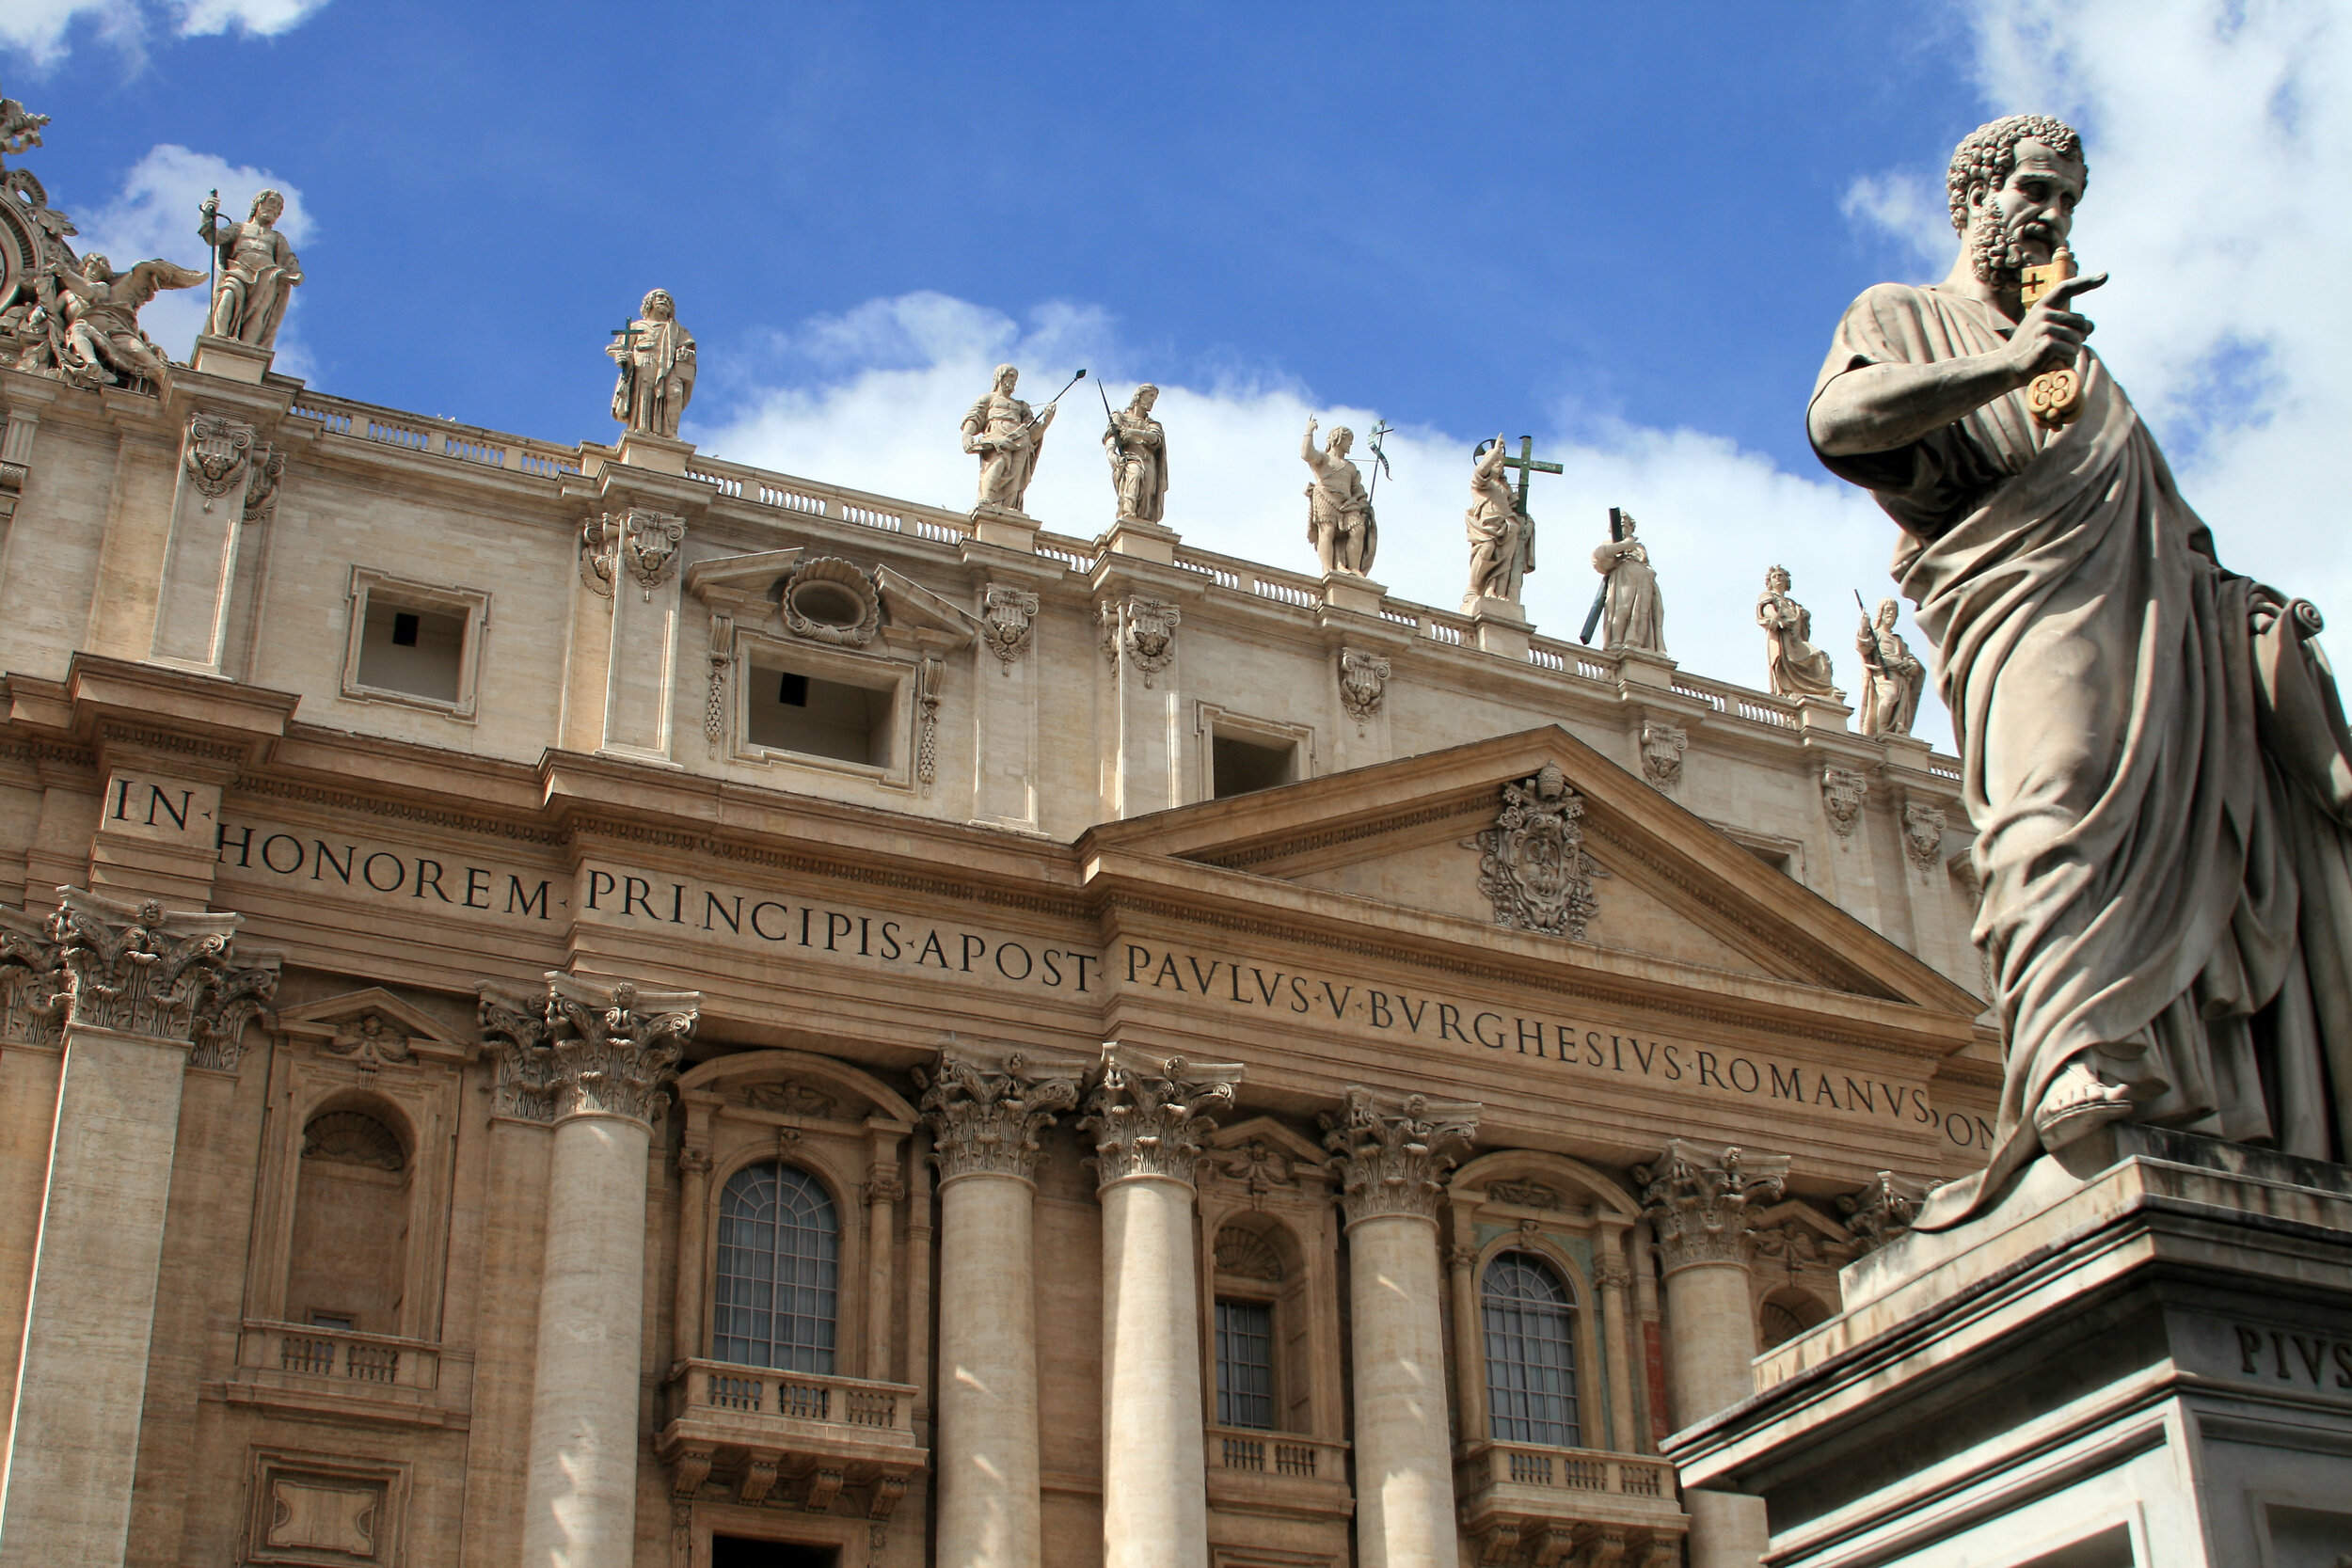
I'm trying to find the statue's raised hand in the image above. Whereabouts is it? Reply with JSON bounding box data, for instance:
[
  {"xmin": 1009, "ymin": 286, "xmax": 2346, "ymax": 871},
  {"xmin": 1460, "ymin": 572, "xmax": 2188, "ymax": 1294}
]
[{"xmin": 2009, "ymin": 272, "xmax": 2106, "ymax": 382}]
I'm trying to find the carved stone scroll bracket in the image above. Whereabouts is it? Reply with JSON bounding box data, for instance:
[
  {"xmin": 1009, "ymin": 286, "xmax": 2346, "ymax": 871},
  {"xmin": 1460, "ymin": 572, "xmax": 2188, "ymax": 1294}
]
[
  {"xmin": 1319, "ymin": 1084, "xmax": 1480, "ymax": 1227},
  {"xmin": 1639, "ymin": 721, "xmax": 1688, "ymax": 792},
  {"xmin": 1837, "ymin": 1170, "xmax": 1937, "ymax": 1253},
  {"xmin": 1633, "ymin": 1139, "xmax": 1790, "ymax": 1274},
  {"xmin": 982, "ymin": 585, "xmax": 1040, "ymax": 669},
  {"xmin": 1820, "ymin": 766, "xmax": 1868, "ymax": 837},
  {"xmin": 1900, "ymin": 800, "xmax": 1947, "ymax": 873},
  {"xmin": 914, "ymin": 1036, "xmax": 1086, "ymax": 1185},
  {"xmin": 580, "ymin": 508, "xmax": 687, "ymax": 601},
  {"xmin": 1470, "ymin": 762, "xmax": 1602, "ymax": 940},
  {"xmin": 1338, "ymin": 647, "xmax": 1391, "ymax": 726},
  {"xmin": 1101, "ymin": 597, "xmax": 1180, "ymax": 689},
  {"xmin": 241, "ymin": 445, "xmax": 285, "ymax": 526},
  {"xmin": 39, "ymin": 886, "xmax": 277, "ymax": 1062},
  {"xmin": 476, "ymin": 971, "xmax": 700, "ymax": 1127},
  {"xmin": 183, "ymin": 413, "xmax": 255, "ymax": 513},
  {"xmin": 1079, "ymin": 1041, "xmax": 1241, "ymax": 1190}
]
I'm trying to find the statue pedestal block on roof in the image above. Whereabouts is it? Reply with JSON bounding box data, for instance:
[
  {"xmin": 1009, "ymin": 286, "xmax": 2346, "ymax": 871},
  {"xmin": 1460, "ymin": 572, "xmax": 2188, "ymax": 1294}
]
[
  {"xmin": 613, "ymin": 429, "xmax": 693, "ymax": 478},
  {"xmin": 189, "ymin": 333, "xmax": 271, "ymax": 386},
  {"xmin": 1463, "ymin": 594, "xmax": 1530, "ymax": 658},
  {"xmin": 1099, "ymin": 515, "xmax": 1180, "ymax": 565},
  {"xmin": 1320, "ymin": 571, "xmax": 1387, "ymax": 618},
  {"xmin": 1668, "ymin": 1127, "xmax": 2352, "ymax": 1567}
]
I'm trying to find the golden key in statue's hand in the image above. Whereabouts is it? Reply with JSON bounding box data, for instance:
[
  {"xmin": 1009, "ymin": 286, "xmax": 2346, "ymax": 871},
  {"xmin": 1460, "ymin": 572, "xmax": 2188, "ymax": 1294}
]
[{"xmin": 2019, "ymin": 245, "xmax": 2098, "ymax": 431}]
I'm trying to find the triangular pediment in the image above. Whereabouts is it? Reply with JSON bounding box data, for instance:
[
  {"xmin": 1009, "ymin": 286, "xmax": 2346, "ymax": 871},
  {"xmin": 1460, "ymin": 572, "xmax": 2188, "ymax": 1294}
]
[
  {"xmin": 271, "ymin": 987, "xmax": 474, "ymax": 1062},
  {"xmin": 1082, "ymin": 728, "xmax": 1979, "ymax": 1014}
]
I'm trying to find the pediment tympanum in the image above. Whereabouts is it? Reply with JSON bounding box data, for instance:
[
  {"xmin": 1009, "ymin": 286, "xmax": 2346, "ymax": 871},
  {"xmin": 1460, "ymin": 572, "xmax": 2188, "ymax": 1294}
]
[
  {"xmin": 1082, "ymin": 727, "xmax": 1977, "ymax": 1013},
  {"xmin": 685, "ymin": 548, "xmax": 978, "ymax": 656}
]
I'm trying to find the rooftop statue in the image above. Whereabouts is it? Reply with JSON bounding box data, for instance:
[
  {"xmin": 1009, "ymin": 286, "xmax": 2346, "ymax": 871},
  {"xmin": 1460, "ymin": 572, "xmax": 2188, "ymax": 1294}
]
[
  {"xmin": 49, "ymin": 252, "xmax": 206, "ymax": 386},
  {"xmin": 1590, "ymin": 510, "xmax": 1665, "ymax": 653},
  {"xmin": 1810, "ymin": 114, "xmax": 2352, "ymax": 1218},
  {"xmin": 198, "ymin": 188, "xmax": 302, "ymax": 350},
  {"xmin": 1854, "ymin": 595, "xmax": 1925, "ymax": 738},
  {"xmin": 608, "ymin": 288, "xmax": 695, "ymax": 438},
  {"xmin": 1463, "ymin": 434, "xmax": 1535, "ymax": 607},
  {"xmin": 1104, "ymin": 382, "xmax": 1168, "ymax": 524},
  {"xmin": 962, "ymin": 363, "xmax": 1055, "ymax": 515},
  {"xmin": 1756, "ymin": 565, "xmax": 1839, "ymax": 700},
  {"xmin": 1301, "ymin": 417, "xmax": 1377, "ymax": 576}
]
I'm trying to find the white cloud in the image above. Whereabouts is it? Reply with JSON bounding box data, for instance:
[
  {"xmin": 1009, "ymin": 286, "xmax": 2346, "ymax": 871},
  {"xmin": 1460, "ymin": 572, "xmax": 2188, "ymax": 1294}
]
[
  {"xmin": 1841, "ymin": 169, "xmax": 1952, "ymax": 276},
  {"xmin": 0, "ymin": 0, "xmax": 326, "ymax": 69},
  {"xmin": 75, "ymin": 142, "xmax": 315, "ymax": 377},
  {"xmin": 692, "ymin": 292, "xmax": 1936, "ymax": 748}
]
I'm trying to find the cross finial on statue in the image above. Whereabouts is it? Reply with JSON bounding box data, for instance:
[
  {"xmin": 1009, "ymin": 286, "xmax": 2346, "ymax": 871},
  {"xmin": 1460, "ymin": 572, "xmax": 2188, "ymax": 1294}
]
[{"xmin": 1496, "ymin": 435, "xmax": 1563, "ymax": 515}]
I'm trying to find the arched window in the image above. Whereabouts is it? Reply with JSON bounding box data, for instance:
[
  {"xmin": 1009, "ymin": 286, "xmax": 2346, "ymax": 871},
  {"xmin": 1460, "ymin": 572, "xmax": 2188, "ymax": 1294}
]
[
  {"xmin": 1759, "ymin": 1287, "xmax": 1832, "ymax": 1350},
  {"xmin": 285, "ymin": 1106, "xmax": 410, "ymax": 1336},
  {"xmin": 713, "ymin": 1163, "xmax": 839, "ymax": 1373},
  {"xmin": 1483, "ymin": 1252, "xmax": 1579, "ymax": 1447}
]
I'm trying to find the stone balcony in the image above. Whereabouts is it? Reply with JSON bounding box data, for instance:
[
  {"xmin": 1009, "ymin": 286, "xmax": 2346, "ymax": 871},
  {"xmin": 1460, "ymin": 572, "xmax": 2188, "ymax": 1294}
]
[
  {"xmin": 657, "ymin": 1358, "xmax": 926, "ymax": 1520},
  {"xmin": 213, "ymin": 1319, "xmax": 474, "ymax": 1429},
  {"xmin": 1204, "ymin": 1425, "xmax": 1354, "ymax": 1522},
  {"xmin": 1454, "ymin": 1440, "xmax": 1686, "ymax": 1565}
]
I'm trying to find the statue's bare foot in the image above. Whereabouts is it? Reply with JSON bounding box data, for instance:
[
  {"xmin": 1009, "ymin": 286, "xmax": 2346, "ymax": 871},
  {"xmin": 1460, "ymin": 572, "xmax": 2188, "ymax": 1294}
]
[{"xmin": 2034, "ymin": 1057, "xmax": 2134, "ymax": 1148}]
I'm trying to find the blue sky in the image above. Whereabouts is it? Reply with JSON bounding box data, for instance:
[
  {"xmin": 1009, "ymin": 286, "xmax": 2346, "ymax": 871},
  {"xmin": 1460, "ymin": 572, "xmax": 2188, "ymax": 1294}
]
[{"xmin": 10, "ymin": 1, "xmax": 2351, "ymax": 754}]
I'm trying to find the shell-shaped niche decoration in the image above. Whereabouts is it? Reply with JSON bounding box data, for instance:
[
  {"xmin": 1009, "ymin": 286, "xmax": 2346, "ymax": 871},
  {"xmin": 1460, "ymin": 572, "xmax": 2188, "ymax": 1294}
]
[{"xmin": 778, "ymin": 557, "xmax": 882, "ymax": 647}]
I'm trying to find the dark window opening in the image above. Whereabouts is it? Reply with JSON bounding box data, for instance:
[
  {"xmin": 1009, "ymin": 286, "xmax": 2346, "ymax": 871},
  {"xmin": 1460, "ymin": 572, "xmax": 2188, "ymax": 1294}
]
[
  {"xmin": 745, "ymin": 664, "xmax": 893, "ymax": 767},
  {"xmin": 777, "ymin": 672, "xmax": 809, "ymax": 706},
  {"xmin": 1213, "ymin": 734, "xmax": 1295, "ymax": 799},
  {"xmin": 357, "ymin": 598, "xmax": 466, "ymax": 704},
  {"xmin": 1215, "ymin": 1298, "xmax": 1276, "ymax": 1429},
  {"xmin": 390, "ymin": 611, "xmax": 420, "ymax": 647},
  {"xmin": 710, "ymin": 1538, "xmax": 837, "ymax": 1568}
]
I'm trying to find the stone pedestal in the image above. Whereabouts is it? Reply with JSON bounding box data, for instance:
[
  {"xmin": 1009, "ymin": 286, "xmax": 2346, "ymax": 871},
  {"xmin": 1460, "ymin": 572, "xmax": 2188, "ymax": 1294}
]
[
  {"xmin": 1638, "ymin": 1141, "xmax": 1788, "ymax": 1568},
  {"xmin": 1083, "ymin": 1045, "xmax": 1241, "ymax": 1568},
  {"xmin": 0, "ymin": 889, "xmax": 274, "ymax": 1568},
  {"xmin": 922, "ymin": 1043, "xmax": 1083, "ymax": 1568},
  {"xmin": 189, "ymin": 334, "xmax": 271, "ymax": 385},
  {"xmin": 968, "ymin": 503, "xmax": 1040, "ymax": 551},
  {"xmin": 1321, "ymin": 571, "xmax": 1388, "ymax": 617},
  {"xmin": 485, "ymin": 973, "xmax": 697, "ymax": 1568},
  {"xmin": 614, "ymin": 429, "xmax": 693, "ymax": 477},
  {"xmin": 1464, "ymin": 594, "xmax": 1532, "ymax": 658},
  {"xmin": 1100, "ymin": 516, "xmax": 1180, "ymax": 564},
  {"xmin": 1670, "ymin": 1127, "xmax": 2352, "ymax": 1568},
  {"xmin": 1323, "ymin": 1088, "xmax": 1479, "ymax": 1568}
]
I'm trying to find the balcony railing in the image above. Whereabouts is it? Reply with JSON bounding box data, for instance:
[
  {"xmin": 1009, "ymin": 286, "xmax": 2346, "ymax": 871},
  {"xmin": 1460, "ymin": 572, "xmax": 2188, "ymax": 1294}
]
[
  {"xmin": 1455, "ymin": 1438, "xmax": 1685, "ymax": 1552},
  {"xmin": 659, "ymin": 1358, "xmax": 928, "ymax": 1514},
  {"xmin": 1462, "ymin": 1440, "xmax": 1673, "ymax": 1499},
  {"xmin": 1204, "ymin": 1425, "xmax": 1352, "ymax": 1521},
  {"xmin": 224, "ymin": 1320, "xmax": 472, "ymax": 1429}
]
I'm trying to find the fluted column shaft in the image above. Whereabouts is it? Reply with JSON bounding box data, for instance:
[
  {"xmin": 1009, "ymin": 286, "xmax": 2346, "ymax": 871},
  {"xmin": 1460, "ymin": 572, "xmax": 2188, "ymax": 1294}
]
[
  {"xmin": 1083, "ymin": 1045, "xmax": 1241, "ymax": 1568},
  {"xmin": 1638, "ymin": 1141, "xmax": 1789, "ymax": 1568},
  {"xmin": 0, "ymin": 889, "xmax": 275, "ymax": 1568},
  {"xmin": 922, "ymin": 1044, "xmax": 1082, "ymax": 1568},
  {"xmin": 485, "ymin": 973, "xmax": 697, "ymax": 1568},
  {"xmin": 1325, "ymin": 1087, "xmax": 1480, "ymax": 1568}
]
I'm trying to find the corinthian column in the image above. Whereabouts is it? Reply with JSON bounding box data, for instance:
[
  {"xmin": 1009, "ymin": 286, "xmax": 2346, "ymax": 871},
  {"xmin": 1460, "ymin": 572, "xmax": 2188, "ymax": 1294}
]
[
  {"xmin": 918, "ymin": 1041, "xmax": 1085, "ymax": 1568},
  {"xmin": 1080, "ymin": 1044, "xmax": 1241, "ymax": 1568},
  {"xmin": 1635, "ymin": 1140, "xmax": 1789, "ymax": 1568},
  {"xmin": 484, "ymin": 973, "xmax": 699, "ymax": 1568},
  {"xmin": 0, "ymin": 889, "xmax": 277, "ymax": 1568},
  {"xmin": 1322, "ymin": 1087, "xmax": 1480, "ymax": 1568}
]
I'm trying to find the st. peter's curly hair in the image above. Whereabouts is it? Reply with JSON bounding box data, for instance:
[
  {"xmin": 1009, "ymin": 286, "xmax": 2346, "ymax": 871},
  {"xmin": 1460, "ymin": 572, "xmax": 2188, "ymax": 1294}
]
[{"xmin": 1946, "ymin": 114, "xmax": 2087, "ymax": 232}]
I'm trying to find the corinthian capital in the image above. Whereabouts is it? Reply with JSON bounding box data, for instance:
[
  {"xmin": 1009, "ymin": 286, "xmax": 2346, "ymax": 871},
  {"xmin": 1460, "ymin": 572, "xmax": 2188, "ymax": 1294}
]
[
  {"xmin": 1634, "ymin": 1139, "xmax": 1790, "ymax": 1274},
  {"xmin": 44, "ymin": 886, "xmax": 278, "ymax": 1054},
  {"xmin": 1837, "ymin": 1170, "xmax": 1936, "ymax": 1253},
  {"xmin": 477, "ymin": 971, "xmax": 699, "ymax": 1127},
  {"xmin": 916, "ymin": 1037, "xmax": 1084, "ymax": 1184},
  {"xmin": 1321, "ymin": 1085, "xmax": 1480, "ymax": 1227},
  {"xmin": 1080, "ymin": 1041, "xmax": 1242, "ymax": 1190}
]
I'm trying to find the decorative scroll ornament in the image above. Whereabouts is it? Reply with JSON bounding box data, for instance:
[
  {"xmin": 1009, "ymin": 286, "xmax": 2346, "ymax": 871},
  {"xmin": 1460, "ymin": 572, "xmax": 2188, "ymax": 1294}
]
[
  {"xmin": 1338, "ymin": 647, "xmax": 1390, "ymax": 723},
  {"xmin": 1217, "ymin": 1136, "xmax": 1307, "ymax": 1209},
  {"xmin": 1472, "ymin": 762, "xmax": 1600, "ymax": 940},
  {"xmin": 322, "ymin": 1011, "xmax": 412, "ymax": 1074},
  {"xmin": 1633, "ymin": 1139, "xmax": 1790, "ymax": 1273},
  {"xmin": 780, "ymin": 556, "xmax": 881, "ymax": 646},
  {"xmin": 1901, "ymin": 801, "xmax": 1947, "ymax": 872},
  {"xmin": 914, "ymin": 1038, "xmax": 1083, "ymax": 1184},
  {"xmin": 477, "ymin": 971, "xmax": 699, "ymax": 1126},
  {"xmin": 580, "ymin": 508, "xmax": 687, "ymax": 601},
  {"xmin": 1640, "ymin": 720, "xmax": 1687, "ymax": 791},
  {"xmin": 981, "ymin": 585, "xmax": 1040, "ymax": 666},
  {"xmin": 1820, "ymin": 766, "xmax": 1868, "ymax": 836},
  {"xmin": 1748, "ymin": 1220, "xmax": 1822, "ymax": 1280},
  {"xmin": 1320, "ymin": 1085, "xmax": 1480, "ymax": 1226},
  {"xmin": 1080, "ymin": 1042, "xmax": 1241, "ymax": 1189},
  {"xmin": 241, "ymin": 445, "xmax": 284, "ymax": 525},
  {"xmin": 1104, "ymin": 597, "xmax": 1180, "ymax": 688},
  {"xmin": 1483, "ymin": 1179, "xmax": 1564, "ymax": 1212},
  {"xmin": 1837, "ymin": 1170, "xmax": 1937, "ymax": 1253},
  {"xmin": 183, "ymin": 413, "xmax": 255, "ymax": 511}
]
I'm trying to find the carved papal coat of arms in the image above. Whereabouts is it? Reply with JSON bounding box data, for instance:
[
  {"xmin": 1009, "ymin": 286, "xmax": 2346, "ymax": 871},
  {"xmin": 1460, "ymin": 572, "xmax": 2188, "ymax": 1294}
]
[{"xmin": 1472, "ymin": 762, "xmax": 1600, "ymax": 940}]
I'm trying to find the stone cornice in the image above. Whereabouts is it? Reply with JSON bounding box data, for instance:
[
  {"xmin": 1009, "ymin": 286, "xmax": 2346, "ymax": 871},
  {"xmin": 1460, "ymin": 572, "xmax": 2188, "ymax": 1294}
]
[
  {"xmin": 1080, "ymin": 1042, "xmax": 1242, "ymax": 1190},
  {"xmin": 1321, "ymin": 1085, "xmax": 1480, "ymax": 1227},
  {"xmin": 1635, "ymin": 1139, "xmax": 1790, "ymax": 1274},
  {"xmin": 477, "ymin": 971, "xmax": 700, "ymax": 1128},
  {"xmin": 916, "ymin": 1037, "xmax": 1086, "ymax": 1185}
]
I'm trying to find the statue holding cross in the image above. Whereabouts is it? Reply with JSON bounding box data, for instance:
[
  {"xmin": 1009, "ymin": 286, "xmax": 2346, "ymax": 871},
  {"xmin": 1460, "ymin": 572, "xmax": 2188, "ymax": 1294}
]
[
  {"xmin": 1463, "ymin": 434, "xmax": 1559, "ymax": 610},
  {"xmin": 608, "ymin": 288, "xmax": 695, "ymax": 439}
]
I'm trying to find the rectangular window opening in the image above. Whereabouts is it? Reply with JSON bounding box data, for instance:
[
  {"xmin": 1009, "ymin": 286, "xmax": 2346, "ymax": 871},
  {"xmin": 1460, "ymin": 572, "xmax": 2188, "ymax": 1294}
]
[
  {"xmin": 357, "ymin": 597, "xmax": 466, "ymax": 704},
  {"xmin": 709, "ymin": 1538, "xmax": 839, "ymax": 1568},
  {"xmin": 1216, "ymin": 1298, "xmax": 1276, "ymax": 1430},
  {"xmin": 308, "ymin": 1311, "xmax": 355, "ymax": 1331},
  {"xmin": 746, "ymin": 663, "xmax": 894, "ymax": 768},
  {"xmin": 1213, "ymin": 734, "xmax": 1295, "ymax": 800}
]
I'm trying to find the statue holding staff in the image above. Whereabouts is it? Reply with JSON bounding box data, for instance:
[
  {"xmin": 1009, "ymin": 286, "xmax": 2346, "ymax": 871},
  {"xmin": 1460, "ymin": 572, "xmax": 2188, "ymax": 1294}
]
[
  {"xmin": 198, "ymin": 188, "xmax": 301, "ymax": 349},
  {"xmin": 1810, "ymin": 113, "xmax": 2352, "ymax": 1215},
  {"xmin": 1590, "ymin": 509, "xmax": 1665, "ymax": 652},
  {"xmin": 1301, "ymin": 416, "xmax": 1377, "ymax": 576},
  {"xmin": 1103, "ymin": 382, "xmax": 1168, "ymax": 523},
  {"xmin": 1853, "ymin": 594, "xmax": 1925, "ymax": 737},
  {"xmin": 962, "ymin": 363, "xmax": 1057, "ymax": 514}
]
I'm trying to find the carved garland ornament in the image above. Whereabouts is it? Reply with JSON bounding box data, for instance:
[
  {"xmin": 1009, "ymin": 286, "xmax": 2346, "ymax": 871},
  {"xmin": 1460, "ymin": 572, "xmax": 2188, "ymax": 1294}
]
[
  {"xmin": 580, "ymin": 508, "xmax": 687, "ymax": 601},
  {"xmin": 982, "ymin": 585, "xmax": 1040, "ymax": 667},
  {"xmin": 1321, "ymin": 1085, "xmax": 1480, "ymax": 1226},
  {"xmin": 1338, "ymin": 648, "xmax": 1390, "ymax": 723},
  {"xmin": 1472, "ymin": 762, "xmax": 1601, "ymax": 940},
  {"xmin": 1820, "ymin": 766, "xmax": 1868, "ymax": 837},
  {"xmin": 1080, "ymin": 1046, "xmax": 1240, "ymax": 1188},
  {"xmin": 1640, "ymin": 721, "xmax": 1688, "ymax": 791},
  {"xmin": 1633, "ymin": 1139, "xmax": 1790, "ymax": 1274},
  {"xmin": 183, "ymin": 412, "xmax": 255, "ymax": 510},
  {"xmin": 915, "ymin": 657, "xmax": 942, "ymax": 788},
  {"xmin": 1901, "ymin": 801, "xmax": 1947, "ymax": 872},
  {"xmin": 477, "ymin": 972, "xmax": 700, "ymax": 1126},
  {"xmin": 914, "ymin": 1045, "xmax": 1082, "ymax": 1184}
]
